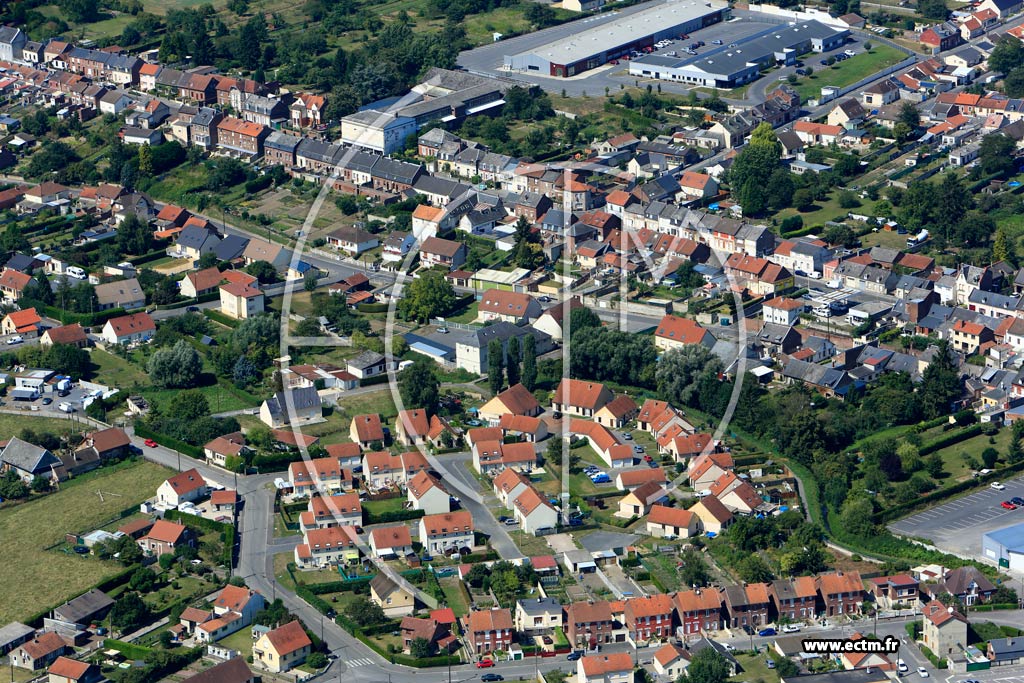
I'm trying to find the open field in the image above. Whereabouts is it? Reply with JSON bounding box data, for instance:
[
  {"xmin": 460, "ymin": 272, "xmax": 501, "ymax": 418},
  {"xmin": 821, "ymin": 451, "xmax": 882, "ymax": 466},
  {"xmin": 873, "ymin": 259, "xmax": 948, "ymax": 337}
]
[
  {"xmin": 792, "ymin": 45, "xmax": 906, "ymax": 101},
  {"xmin": 87, "ymin": 348, "xmax": 151, "ymax": 388},
  {"xmin": 0, "ymin": 413, "xmax": 82, "ymax": 440},
  {"xmin": 0, "ymin": 460, "xmax": 173, "ymax": 623}
]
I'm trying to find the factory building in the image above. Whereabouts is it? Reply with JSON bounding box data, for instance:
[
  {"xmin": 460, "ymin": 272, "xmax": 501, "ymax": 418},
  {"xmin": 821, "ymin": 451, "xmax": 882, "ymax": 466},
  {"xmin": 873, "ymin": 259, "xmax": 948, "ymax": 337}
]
[
  {"xmin": 504, "ymin": 0, "xmax": 730, "ymax": 78},
  {"xmin": 628, "ymin": 21, "xmax": 849, "ymax": 87}
]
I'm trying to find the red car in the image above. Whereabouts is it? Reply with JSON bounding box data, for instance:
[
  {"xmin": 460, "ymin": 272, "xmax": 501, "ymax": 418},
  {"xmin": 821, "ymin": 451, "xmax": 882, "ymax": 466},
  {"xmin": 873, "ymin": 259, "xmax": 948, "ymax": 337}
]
[
  {"xmin": 1002, "ymin": 501, "xmax": 1017, "ymax": 510},
  {"xmin": 144, "ymin": 439, "xmax": 158, "ymax": 448},
  {"xmin": 476, "ymin": 659, "xmax": 495, "ymax": 669}
]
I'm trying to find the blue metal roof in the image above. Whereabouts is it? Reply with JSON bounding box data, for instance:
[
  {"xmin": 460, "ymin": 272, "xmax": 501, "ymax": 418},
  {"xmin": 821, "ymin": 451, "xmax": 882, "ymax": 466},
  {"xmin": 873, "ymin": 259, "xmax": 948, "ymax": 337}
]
[{"xmin": 985, "ymin": 522, "xmax": 1024, "ymax": 551}]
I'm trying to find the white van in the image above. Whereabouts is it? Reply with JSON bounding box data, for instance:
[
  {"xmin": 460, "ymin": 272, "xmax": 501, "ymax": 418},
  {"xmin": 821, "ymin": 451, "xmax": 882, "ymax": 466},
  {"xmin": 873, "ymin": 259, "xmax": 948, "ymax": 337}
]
[
  {"xmin": 58, "ymin": 402, "xmax": 74, "ymax": 413},
  {"xmin": 65, "ymin": 266, "xmax": 86, "ymax": 280}
]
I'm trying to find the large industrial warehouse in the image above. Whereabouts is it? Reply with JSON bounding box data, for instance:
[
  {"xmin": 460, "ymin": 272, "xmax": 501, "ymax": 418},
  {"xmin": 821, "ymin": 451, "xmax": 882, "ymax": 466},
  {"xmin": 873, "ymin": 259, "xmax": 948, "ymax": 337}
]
[
  {"xmin": 628, "ymin": 20, "xmax": 849, "ymax": 87},
  {"xmin": 982, "ymin": 523, "xmax": 1024, "ymax": 570},
  {"xmin": 503, "ymin": 0, "xmax": 730, "ymax": 78}
]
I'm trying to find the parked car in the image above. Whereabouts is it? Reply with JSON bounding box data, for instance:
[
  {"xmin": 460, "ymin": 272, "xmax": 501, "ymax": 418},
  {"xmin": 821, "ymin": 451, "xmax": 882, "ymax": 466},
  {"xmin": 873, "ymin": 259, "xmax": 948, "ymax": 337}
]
[
  {"xmin": 1002, "ymin": 501, "xmax": 1017, "ymax": 510},
  {"xmin": 1011, "ymin": 497, "xmax": 1024, "ymax": 506},
  {"xmin": 918, "ymin": 668, "xmax": 929, "ymax": 678},
  {"xmin": 898, "ymin": 660, "xmax": 909, "ymax": 673},
  {"xmin": 758, "ymin": 627, "xmax": 776, "ymax": 637},
  {"xmin": 622, "ymin": 433, "xmax": 633, "ymax": 440},
  {"xmin": 567, "ymin": 651, "xmax": 583, "ymax": 661},
  {"xmin": 481, "ymin": 675, "xmax": 503, "ymax": 682},
  {"xmin": 504, "ymin": 518, "xmax": 519, "ymax": 526},
  {"xmin": 712, "ymin": 39, "xmax": 723, "ymax": 44},
  {"xmin": 41, "ymin": 397, "xmax": 52, "ymax": 405},
  {"xmin": 186, "ymin": 306, "xmax": 200, "ymax": 312},
  {"xmin": 542, "ymin": 636, "xmax": 553, "ymax": 645},
  {"xmin": 782, "ymin": 624, "xmax": 801, "ymax": 633},
  {"xmin": 144, "ymin": 439, "xmax": 158, "ymax": 447},
  {"xmin": 992, "ymin": 482, "xmax": 1007, "ymax": 490},
  {"xmin": 767, "ymin": 659, "xmax": 776, "ymax": 669},
  {"xmin": 476, "ymin": 659, "xmax": 495, "ymax": 669},
  {"xmin": 6, "ymin": 335, "xmax": 22, "ymax": 345},
  {"xmin": 634, "ymin": 445, "xmax": 645, "ymax": 454}
]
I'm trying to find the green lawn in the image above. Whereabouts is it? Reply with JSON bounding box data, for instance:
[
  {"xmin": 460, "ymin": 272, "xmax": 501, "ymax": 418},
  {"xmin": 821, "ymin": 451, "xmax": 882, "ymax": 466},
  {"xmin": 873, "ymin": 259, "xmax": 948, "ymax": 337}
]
[
  {"xmin": 141, "ymin": 575, "xmax": 217, "ymax": 612},
  {"xmin": 140, "ymin": 382, "xmax": 258, "ymax": 415},
  {"xmin": 87, "ymin": 348, "xmax": 151, "ymax": 388},
  {"xmin": 438, "ymin": 576, "xmax": 471, "ymax": 616},
  {"xmin": 0, "ymin": 413, "xmax": 82, "ymax": 440},
  {"xmin": 792, "ymin": 45, "xmax": 907, "ymax": 101},
  {"xmin": 774, "ymin": 193, "xmax": 849, "ymax": 229},
  {"xmin": 332, "ymin": 390, "xmax": 399, "ymax": 423},
  {"xmin": 0, "ymin": 460, "xmax": 173, "ymax": 624},
  {"xmin": 363, "ymin": 497, "xmax": 407, "ymax": 517},
  {"xmin": 732, "ymin": 653, "xmax": 781, "ymax": 683}
]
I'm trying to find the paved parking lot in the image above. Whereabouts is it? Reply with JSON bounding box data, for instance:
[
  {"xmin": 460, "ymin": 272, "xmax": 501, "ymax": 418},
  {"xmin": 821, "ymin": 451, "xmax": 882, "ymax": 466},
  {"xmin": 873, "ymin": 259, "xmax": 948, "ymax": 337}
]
[{"xmin": 888, "ymin": 476, "xmax": 1024, "ymax": 558}]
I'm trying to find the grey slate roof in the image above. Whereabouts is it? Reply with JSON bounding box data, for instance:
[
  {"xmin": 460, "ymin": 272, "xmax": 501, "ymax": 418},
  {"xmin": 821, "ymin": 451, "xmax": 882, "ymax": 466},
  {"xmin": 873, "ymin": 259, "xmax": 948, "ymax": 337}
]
[
  {"xmin": 54, "ymin": 589, "xmax": 114, "ymax": 625},
  {"xmin": 177, "ymin": 225, "xmax": 220, "ymax": 252},
  {"xmin": 1, "ymin": 437, "xmax": 58, "ymax": 475},
  {"xmin": 264, "ymin": 387, "xmax": 321, "ymax": 419},
  {"xmin": 214, "ymin": 234, "xmax": 249, "ymax": 261}
]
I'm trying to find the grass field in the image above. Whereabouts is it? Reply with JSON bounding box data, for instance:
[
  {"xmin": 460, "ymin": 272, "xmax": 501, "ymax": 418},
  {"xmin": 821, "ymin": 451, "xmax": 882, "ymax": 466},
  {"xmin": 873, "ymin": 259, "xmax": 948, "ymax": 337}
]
[
  {"xmin": 792, "ymin": 45, "xmax": 906, "ymax": 101},
  {"xmin": 87, "ymin": 349, "xmax": 151, "ymax": 388},
  {"xmin": 363, "ymin": 497, "xmax": 407, "ymax": 517},
  {"xmin": 0, "ymin": 460, "xmax": 172, "ymax": 624},
  {"xmin": 438, "ymin": 576, "xmax": 471, "ymax": 616},
  {"xmin": 0, "ymin": 413, "xmax": 82, "ymax": 440}
]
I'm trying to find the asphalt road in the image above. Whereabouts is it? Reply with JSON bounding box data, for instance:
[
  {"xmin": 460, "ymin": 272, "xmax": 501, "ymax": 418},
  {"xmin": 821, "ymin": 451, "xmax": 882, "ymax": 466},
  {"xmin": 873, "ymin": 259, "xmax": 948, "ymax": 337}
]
[{"xmin": 888, "ymin": 476, "xmax": 1024, "ymax": 559}]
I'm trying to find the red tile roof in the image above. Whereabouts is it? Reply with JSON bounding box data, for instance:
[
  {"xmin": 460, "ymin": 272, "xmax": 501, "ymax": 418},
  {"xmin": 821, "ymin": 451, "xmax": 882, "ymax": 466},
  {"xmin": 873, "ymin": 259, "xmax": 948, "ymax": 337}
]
[{"xmin": 263, "ymin": 620, "xmax": 312, "ymax": 656}]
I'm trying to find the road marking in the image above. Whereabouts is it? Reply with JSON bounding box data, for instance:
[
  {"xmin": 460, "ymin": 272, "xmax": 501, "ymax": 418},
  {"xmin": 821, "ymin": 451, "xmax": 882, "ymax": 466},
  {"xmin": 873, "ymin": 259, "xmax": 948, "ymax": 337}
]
[{"xmin": 347, "ymin": 658, "xmax": 374, "ymax": 667}]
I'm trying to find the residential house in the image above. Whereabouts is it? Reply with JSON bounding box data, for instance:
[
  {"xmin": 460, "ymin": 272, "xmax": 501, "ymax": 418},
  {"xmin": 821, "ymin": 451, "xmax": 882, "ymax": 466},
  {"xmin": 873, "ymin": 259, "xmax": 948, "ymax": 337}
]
[
  {"xmin": 464, "ymin": 608, "xmax": 514, "ymax": 655},
  {"xmin": 723, "ymin": 583, "xmax": 772, "ymax": 630},
  {"xmin": 674, "ymin": 589, "xmax": 723, "ymax": 639},
  {"xmin": 9, "ymin": 632, "xmax": 66, "ymax": 671},
  {"xmin": 921, "ymin": 22, "xmax": 963, "ymax": 51},
  {"xmin": 259, "ymin": 387, "xmax": 322, "ymax": 428},
  {"xmin": 101, "ymin": 311, "xmax": 155, "ymax": 345},
  {"xmin": 52, "ymin": 590, "xmax": 114, "ymax": 628},
  {"xmin": 0, "ymin": 269, "xmax": 31, "ymax": 302},
  {"xmin": 0, "ymin": 437, "xmax": 58, "ymax": 484},
  {"xmin": 817, "ymin": 572, "xmax": 865, "ymax": 617},
  {"xmin": 515, "ymin": 598, "xmax": 563, "ymax": 635},
  {"xmin": 653, "ymin": 644, "xmax": 691, "ymax": 680},
  {"xmin": 252, "ymin": 621, "xmax": 312, "ymax": 673},
  {"xmin": 138, "ymin": 519, "xmax": 194, "ymax": 558},
  {"xmin": 512, "ymin": 485, "xmax": 558, "ymax": 533},
  {"xmin": 479, "ymin": 383, "xmax": 542, "ymax": 424},
  {"xmin": 220, "ymin": 280, "xmax": 264, "ymax": 320},
  {"xmin": 47, "ymin": 656, "xmax": 100, "ymax": 683},
  {"xmin": 578, "ymin": 653, "xmax": 633, "ymax": 683},
  {"xmin": 654, "ymin": 315, "xmax": 716, "ymax": 352},
  {"xmin": 951, "ymin": 319, "xmax": 993, "ymax": 355},
  {"xmin": 688, "ymin": 452, "xmax": 734, "ymax": 490},
  {"xmin": 327, "ymin": 226, "xmax": 380, "ymax": 256},
  {"xmin": 869, "ymin": 574, "xmax": 919, "ymax": 610},
  {"xmin": 932, "ymin": 566, "xmax": 996, "ymax": 605},
  {"xmin": 1, "ymin": 308, "xmax": 40, "ymax": 338},
  {"xmin": 370, "ymin": 574, "xmax": 418, "ymax": 617},
  {"xmin": 407, "ymin": 470, "xmax": 451, "ymax": 515},
  {"xmin": 94, "ymin": 278, "xmax": 144, "ymax": 311},
  {"xmin": 771, "ymin": 577, "xmax": 819, "ymax": 621},
  {"xmin": 477, "ymin": 289, "xmax": 542, "ymax": 324},
  {"xmin": 369, "ymin": 525, "xmax": 414, "ymax": 559},
  {"xmin": 689, "ymin": 496, "xmax": 734, "ymax": 535},
  {"xmin": 615, "ymin": 468, "xmax": 667, "ymax": 492},
  {"xmin": 180, "ymin": 658, "xmax": 254, "ymax": 683},
  {"xmin": 350, "ymin": 414, "xmax": 385, "ymax": 449},
  {"xmin": 922, "ymin": 600, "xmax": 967, "ymax": 661},
  {"xmin": 862, "ymin": 79, "xmax": 901, "ymax": 107},
  {"xmin": 419, "ymin": 511, "xmax": 474, "ymax": 555},
  {"xmin": 156, "ymin": 467, "xmax": 207, "ymax": 506},
  {"xmin": 645, "ymin": 504, "xmax": 697, "ymax": 538},
  {"xmin": 216, "ymin": 116, "xmax": 269, "ymax": 158},
  {"xmin": 624, "ymin": 594, "xmax": 674, "ymax": 644},
  {"xmin": 551, "ymin": 379, "xmax": 613, "ymax": 417},
  {"xmin": 294, "ymin": 525, "xmax": 360, "ymax": 569},
  {"xmin": 347, "ymin": 350, "xmax": 388, "ymax": 379},
  {"xmin": 565, "ymin": 600, "xmax": 617, "ymax": 648}
]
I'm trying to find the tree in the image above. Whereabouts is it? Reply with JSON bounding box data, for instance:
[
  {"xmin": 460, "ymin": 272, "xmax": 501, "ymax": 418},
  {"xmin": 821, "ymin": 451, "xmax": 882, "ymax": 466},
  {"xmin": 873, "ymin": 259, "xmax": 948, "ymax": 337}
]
[
  {"xmin": 728, "ymin": 123, "xmax": 782, "ymax": 216},
  {"xmin": 980, "ymin": 133, "xmax": 1016, "ymax": 177},
  {"xmin": 129, "ymin": 567, "xmax": 158, "ymax": 593},
  {"xmin": 822, "ymin": 223, "xmax": 856, "ymax": 248},
  {"xmin": 110, "ymin": 592, "xmax": 151, "ymax": 631},
  {"xmin": 919, "ymin": 341, "xmax": 961, "ymax": 419},
  {"xmin": 488, "ymin": 339, "xmax": 504, "ymax": 395},
  {"xmin": 399, "ymin": 360, "xmax": 440, "ymax": 417},
  {"xmin": 232, "ymin": 355, "xmax": 260, "ymax": 387},
  {"xmin": 570, "ymin": 307, "xmax": 601, "ymax": 332},
  {"xmin": 303, "ymin": 271, "xmax": 318, "ymax": 292},
  {"xmin": 678, "ymin": 549, "xmax": 712, "ymax": 587},
  {"xmin": 687, "ymin": 647, "xmax": 731, "ymax": 683},
  {"xmin": 398, "ymin": 271, "xmax": 455, "ymax": 323},
  {"xmin": 345, "ymin": 596, "xmax": 387, "ymax": 627},
  {"xmin": 994, "ymin": 228, "xmax": 1017, "ymax": 265},
  {"xmin": 893, "ymin": 122, "xmax": 913, "ymax": 145},
  {"xmin": 245, "ymin": 260, "xmax": 280, "ymax": 284},
  {"xmin": 793, "ymin": 188, "xmax": 815, "ymax": 211},
  {"xmin": 918, "ymin": 0, "xmax": 948, "ymax": 19},
  {"xmin": 118, "ymin": 214, "xmax": 153, "ymax": 256},
  {"xmin": 0, "ymin": 470, "xmax": 28, "ymax": 499},
  {"xmin": 148, "ymin": 340, "xmax": 202, "ymax": 388},
  {"xmin": 511, "ymin": 215, "xmax": 543, "ymax": 269},
  {"xmin": 989, "ymin": 35, "xmax": 1024, "ymax": 74},
  {"xmin": 898, "ymin": 101, "xmax": 920, "ymax": 130},
  {"xmin": 983, "ymin": 447, "xmax": 1000, "ymax": 469},
  {"xmin": 545, "ymin": 436, "xmax": 563, "ymax": 467},
  {"xmin": 506, "ymin": 336, "xmax": 521, "ymax": 387},
  {"xmin": 737, "ymin": 554, "xmax": 774, "ymax": 583},
  {"xmin": 59, "ymin": 0, "xmax": 100, "ymax": 22},
  {"xmin": 30, "ymin": 475, "xmax": 50, "ymax": 493},
  {"xmin": 409, "ymin": 637, "xmax": 433, "ymax": 659},
  {"xmin": 837, "ymin": 190, "xmax": 860, "ymax": 209},
  {"xmin": 521, "ymin": 334, "xmax": 537, "ymax": 391},
  {"xmin": 159, "ymin": 630, "xmax": 175, "ymax": 649},
  {"xmin": 840, "ymin": 496, "xmax": 875, "ymax": 537},
  {"xmin": 656, "ymin": 345, "xmax": 723, "ymax": 410}
]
